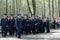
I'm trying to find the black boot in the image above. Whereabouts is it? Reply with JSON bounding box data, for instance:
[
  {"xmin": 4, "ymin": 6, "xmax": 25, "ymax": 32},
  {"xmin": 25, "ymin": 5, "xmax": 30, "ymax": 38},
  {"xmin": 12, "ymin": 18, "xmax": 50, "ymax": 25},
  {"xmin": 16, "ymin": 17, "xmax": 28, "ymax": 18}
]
[{"xmin": 17, "ymin": 35, "xmax": 21, "ymax": 38}]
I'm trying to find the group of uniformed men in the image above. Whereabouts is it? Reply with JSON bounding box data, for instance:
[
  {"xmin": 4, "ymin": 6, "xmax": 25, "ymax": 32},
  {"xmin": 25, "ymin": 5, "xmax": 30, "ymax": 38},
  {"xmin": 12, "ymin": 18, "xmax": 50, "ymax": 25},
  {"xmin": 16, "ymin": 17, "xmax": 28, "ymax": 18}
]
[{"xmin": 1, "ymin": 14, "xmax": 50, "ymax": 38}]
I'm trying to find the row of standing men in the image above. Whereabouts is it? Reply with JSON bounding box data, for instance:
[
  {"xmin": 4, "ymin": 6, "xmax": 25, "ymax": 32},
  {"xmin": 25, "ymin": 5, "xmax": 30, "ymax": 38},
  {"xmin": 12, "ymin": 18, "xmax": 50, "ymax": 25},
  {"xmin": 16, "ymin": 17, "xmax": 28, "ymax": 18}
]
[{"xmin": 1, "ymin": 14, "xmax": 50, "ymax": 38}]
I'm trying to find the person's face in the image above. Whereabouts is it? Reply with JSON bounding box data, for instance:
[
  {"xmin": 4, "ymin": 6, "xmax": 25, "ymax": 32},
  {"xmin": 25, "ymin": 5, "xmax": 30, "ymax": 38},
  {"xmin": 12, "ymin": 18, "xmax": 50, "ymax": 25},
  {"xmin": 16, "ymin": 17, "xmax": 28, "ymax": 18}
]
[
  {"xmin": 44, "ymin": 18, "xmax": 47, "ymax": 20},
  {"xmin": 35, "ymin": 16, "xmax": 38, "ymax": 19},
  {"xmin": 24, "ymin": 16, "xmax": 27, "ymax": 19},
  {"xmin": 32, "ymin": 15, "xmax": 35, "ymax": 18},
  {"xmin": 17, "ymin": 16, "xmax": 21, "ymax": 18},
  {"xmin": 10, "ymin": 16, "xmax": 13, "ymax": 19},
  {"xmin": 3, "ymin": 15, "xmax": 7, "ymax": 18}
]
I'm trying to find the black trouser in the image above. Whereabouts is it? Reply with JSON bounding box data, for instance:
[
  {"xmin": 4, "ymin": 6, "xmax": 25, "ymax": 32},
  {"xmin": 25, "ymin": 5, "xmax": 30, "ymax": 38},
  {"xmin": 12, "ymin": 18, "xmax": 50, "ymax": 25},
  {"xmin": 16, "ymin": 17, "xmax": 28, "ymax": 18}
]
[
  {"xmin": 37, "ymin": 25, "xmax": 43, "ymax": 33},
  {"xmin": 16, "ymin": 27, "xmax": 21, "ymax": 38},
  {"xmin": 24, "ymin": 26, "xmax": 29, "ymax": 34},
  {"xmin": 8, "ymin": 27, "xmax": 14, "ymax": 36},
  {"xmin": 21, "ymin": 27, "xmax": 24, "ymax": 34},
  {"xmin": 28, "ymin": 26, "xmax": 31, "ymax": 34},
  {"xmin": 43, "ymin": 26, "xmax": 50, "ymax": 33},
  {"xmin": 31, "ymin": 26, "xmax": 36, "ymax": 34},
  {"xmin": 13, "ymin": 27, "xmax": 16, "ymax": 34},
  {"xmin": 2, "ymin": 28, "xmax": 7, "ymax": 37},
  {"xmin": 9, "ymin": 29, "xmax": 14, "ymax": 36}
]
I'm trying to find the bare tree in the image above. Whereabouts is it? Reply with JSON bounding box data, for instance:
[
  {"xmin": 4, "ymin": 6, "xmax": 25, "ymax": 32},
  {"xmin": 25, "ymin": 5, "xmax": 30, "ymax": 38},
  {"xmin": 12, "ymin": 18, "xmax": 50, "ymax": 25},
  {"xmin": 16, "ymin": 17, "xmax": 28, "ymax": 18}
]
[
  {"xmin": 43, "ymin": 0, "xmax": 45, "ymax": 17},
  {"xmin": 52, "ymin": 0, "xmax": 54, "ymax": 18},
  {"xmin": 6, "ymin": 0, "xmax": 8, "ymax": 14},
  {"xmin": 58, "ymin": 0, "xmax": 60, "ymax": 17},
  {"xmin": 49, "ymin": 0, "xmax": 51, "ymax": 18},
  {"xmin": 32, "ymin": 0, "xmax": 36, "ymax": 16},
  {"xmin": 26, "ymin": 0, "xmax": 32, "ymax": 16}
]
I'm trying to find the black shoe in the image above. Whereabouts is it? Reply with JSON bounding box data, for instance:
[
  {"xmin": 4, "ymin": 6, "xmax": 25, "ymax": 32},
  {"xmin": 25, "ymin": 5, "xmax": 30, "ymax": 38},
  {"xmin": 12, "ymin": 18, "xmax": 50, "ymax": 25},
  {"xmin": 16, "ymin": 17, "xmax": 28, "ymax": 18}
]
[
  {"xmin": 18, "ymin": 36, "xmax": 21, "ymax": 38},
  {"xmin": 3, "ymin": 34, "xmax": 6, "ymax": 37},
  {"xmin": 17, "ymin": 36, "xmax": 21, "ymax": 38},
  {"xmin": 3, "ymin": 35, "xmax": 6, "ymax": 37},
  {"xmin": 47, "ymin": 31, "xmax": 50, "ymax": 33}
]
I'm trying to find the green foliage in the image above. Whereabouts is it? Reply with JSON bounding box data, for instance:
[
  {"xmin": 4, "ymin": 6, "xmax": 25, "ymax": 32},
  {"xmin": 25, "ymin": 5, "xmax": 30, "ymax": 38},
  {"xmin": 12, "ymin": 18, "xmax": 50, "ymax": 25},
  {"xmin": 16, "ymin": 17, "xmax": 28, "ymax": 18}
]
[{"xmin": 0, "ymin": 0, "xmax": 59, "ymax": 18}]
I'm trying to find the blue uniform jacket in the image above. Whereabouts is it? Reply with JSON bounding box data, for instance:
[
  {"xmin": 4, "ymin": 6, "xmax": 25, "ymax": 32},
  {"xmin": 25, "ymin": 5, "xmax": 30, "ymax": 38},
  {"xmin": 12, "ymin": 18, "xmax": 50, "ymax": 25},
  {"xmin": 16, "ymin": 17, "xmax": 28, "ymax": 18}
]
[
  {"xmin": 15, "ymin": 18, "xmax": 22, "ymax": 29},
  {"xmin": 1, "ymin": 18, "xmax": 8, "ymax": 31},
  {"xmin": 22, "ymin": 18, "xmax": 30, "ymax": 27},
  {"xmin": 8, "ymin": 18, "xmax": 15, "ymax": 30},
  {"xmin": 42, "ymin": 19, "xmax": 49, "ymax": 27},
  {"xmin": 30, "ymin": 18, "xmax": 38, "ymax": 27}
]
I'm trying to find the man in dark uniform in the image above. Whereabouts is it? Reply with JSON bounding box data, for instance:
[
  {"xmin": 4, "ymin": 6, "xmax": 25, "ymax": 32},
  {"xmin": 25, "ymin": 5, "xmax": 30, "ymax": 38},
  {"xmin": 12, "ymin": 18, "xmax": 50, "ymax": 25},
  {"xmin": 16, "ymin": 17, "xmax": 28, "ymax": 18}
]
[
  {"xmin": 34, "ymin": 16, "xmax": 39, "ymax": 33},
  {"xmin": 1, "ymin": 14, "xmax": 8, "ymax": 37},
  {"xmin": 42, "ymin": 17, "xmax": 50, "ymax": 33},
  {"xmin": 30, "ymin": 15, "xmax": 37, "ymax": 34},
  {"xmin": 15, "ymin": 14, "xmax": 22, "ymax": 38},
  {"xmin": 37, "ymin": 17, "xmax": 43, "ymax": 33},
  {"xmin": 22, "ymin": 15, "xmax": 30, "ymax": 34},
  {"xmin": 8, "ymin": 14, "xmax": 15, "ymax": 36}
]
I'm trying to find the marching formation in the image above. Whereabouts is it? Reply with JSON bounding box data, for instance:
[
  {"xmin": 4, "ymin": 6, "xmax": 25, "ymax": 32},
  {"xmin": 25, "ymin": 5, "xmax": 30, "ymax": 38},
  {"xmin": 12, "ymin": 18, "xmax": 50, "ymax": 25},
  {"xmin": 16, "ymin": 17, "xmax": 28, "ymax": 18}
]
[{"xmin": 1, "ymin": 14, "xmax": 60, "ymax": 38}]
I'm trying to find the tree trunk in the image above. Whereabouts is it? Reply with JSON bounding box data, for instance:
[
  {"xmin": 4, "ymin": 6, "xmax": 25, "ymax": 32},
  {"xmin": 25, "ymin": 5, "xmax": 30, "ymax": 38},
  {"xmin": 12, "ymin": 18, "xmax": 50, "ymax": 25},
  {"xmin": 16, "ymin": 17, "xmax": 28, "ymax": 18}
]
[
  {"xmin": 26, "ymin": 0, "xmax": 32, "ymax": 16},
  {"xmin": 58, "ymin": 0, "xmax": 60, "ymax": 17},
  {"xmin": 43, "ymin": 0, "xmax": 45, "ymax": 17},
  {"xmin": 32, "ymin": 0, "xmax": 36, "ymax": 16},
  {"xmin": 52, "ymin": 0, "xmax": 54, "ymax": 18},
  {"xmin": 49, "ymin": 0, "xmax": 51, "ymax": 18},
  {"xmin": 6, "ymin": 0, "xmax": 8, "ymax": 14}
]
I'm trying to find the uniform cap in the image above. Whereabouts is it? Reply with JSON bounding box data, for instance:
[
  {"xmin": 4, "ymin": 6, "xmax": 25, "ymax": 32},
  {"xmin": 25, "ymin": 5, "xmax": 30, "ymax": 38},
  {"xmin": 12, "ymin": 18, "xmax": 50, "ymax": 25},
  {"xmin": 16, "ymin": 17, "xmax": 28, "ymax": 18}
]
[
  {"xmin": 4, "ymin": 14, "xmax": 7, "ymax": 16},
  {"xmin": 10, "ymin": 14, "xmax": 14, "ymax": 16},
  {"xmin": 17, "ymin": 14, "xmax": 21, "ymax": 16}
]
